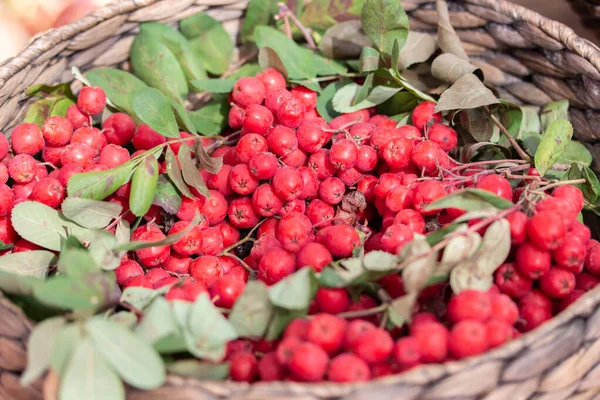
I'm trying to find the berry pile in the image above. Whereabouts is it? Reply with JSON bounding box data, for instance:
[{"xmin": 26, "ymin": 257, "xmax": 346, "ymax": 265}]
[{"xmin": 1, "ymin": 67, "xmax": 598, "ymax": 384}]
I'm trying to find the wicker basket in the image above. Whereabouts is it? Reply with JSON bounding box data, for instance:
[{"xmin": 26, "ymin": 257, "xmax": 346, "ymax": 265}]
[{"xmin": 2, "ymin": 0, "xmax": 600, "ymax": 399}]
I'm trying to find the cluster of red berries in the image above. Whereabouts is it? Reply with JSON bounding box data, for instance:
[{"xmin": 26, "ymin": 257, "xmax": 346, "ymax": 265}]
[{"xmin": 1, "ymin": 67, "xmax": 597, "ymax": 384}]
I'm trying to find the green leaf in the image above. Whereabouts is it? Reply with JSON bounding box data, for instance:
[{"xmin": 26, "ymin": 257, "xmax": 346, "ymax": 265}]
[
  {"xmin": 34, "ymin": 276, "xmax": 103, "ymax": 311},
  {"xmin": 25, "ymin": 82, "xmax": 74, "ymax": 99},
  {"xmin": 359, "ymin": 46, "xmax": 380, "ymax": 73},
  {"xmin": 0, "ymin": 250, "xmax": 55, "ymax": 278},
  {"xmin": 179, "ymin": 144, "xmax": 209, "ymax": 197},
  {"xmin": 520, "ymin": 131, "xmax": 542, "ymax": 156},
  {"xmin": 130, "ymin": 88, "xmax": 179, "ymax": 138},
  {"xmin": 540, "ymin": 100, "xmax": 569, "ymax": 132},
  {"xmin": 88, "ymin": 230, "xmax": 120, "ymax": 271},
  {"xmin": 431, "ymin": 53, "xmax": 480, "ymax": 84},
  {"xmin": 11, "ymin": 202, "xmax": 68, "ymax": 251},
  {"xmin": 254, "ymin": 26, "xmax": 317, "ymax": 80},
  {"xmin": 567, "ymin": 164, "xmax": 600, "ymax": 203},
  {"xmin": 265, "ymin": 307, "xmax": 307, "ymax": 340},
  {"xmin": 317, "ymin": 79, "xmax": 349, "ymax": 122},
  {"xmin": 153, "ymin": 176, "xmax": 182, "ymax": 215},
  {"xmin": 353, "ymin": 73, "xmax": 374, "ymax": 106},
  {"xmin": 392, "ymin": 71, "xmax": 436, "ymax": 102},
  {"xmin": 0, "ymin": 241, "xmax": 13, "ymax": 251},
  {"xmin": 388, "ymin": 292, "xmax": 417, "ymax": 327},
  {"xmin": 23, "ymin": 99, "xmax": 53, "ymax": 127},
  {"xmin": 534, "ymin": 120, "xmax": 573, "ymax": 176},
  {"xmin": 300, "ymin": 48, "xmax": 348, "ymax": 76},
  {"xmin": 333, "ymin": 83, "xmax": 401, "ymax": 113},
  {"xmin": 191, "ymin": 79, "xmax": 236, "ymax": 93},
  {"xmin": 50, "ymin": 323, "xmax": 82, "ymax": 375},
  {"xmin": 130, "ymin": 32, "xmax": 188, "ymax": 101},
  {"xmin": 377, "ymin": 90, "xmax": 419, "ymax": 115},
  {"xmin": 139, "ymin": 22, "xmax": 207, "ymax": 83},
  {"xmin": 165, "ymin": 147, "xmax": 193, "ymax": 198},
  {"xmin": 86, "ymin": 68, "xmax": 148, "ymax": 115},
  {"xmin": 450, "ymin": 262, "xmax": 493, "ymax": 294},
  {"xmin": 425, "ymin": 188, "xmax": 513, "ymax": 212},
  {"xmin": 87, "ymin": 317, "xmax": 165, "ymax": 389},
  {"xmin": 269, "ymin": 267, "xmax": 317, "ymax": 310},
  {"xmin": 168, "ymin": 98, "xmax": 197, "ymax": 135},
  {"xmin": 363, "ymin": 250, "xmax": 398, "ymax": 271},
  {"xmin": 241, "ymin": 0, "xmax": 275, "ymax": 43},
  {"xmin": 49, "ymin": 97, "xmax": 75, "ymax": 118},
  {"xmin": 110, "ymin": 311, "xmax": 138, "ymax": 328},
  {"xmin": 258, "ymin": 47, "xmax": 289, "ymax": 79},
  {"xmin": 61, "ymin": 198, "xmax": 122, "ymax": 229},
  {"xmin": 229, "ymin": 281, "xmax": 273, "ymax": 337},
  {"xmin": 289, "ymin": 79, "xmax": 322, "ymax": 93},
  {"xmin": 180, "ymin": 13, "xmax": 234, "ymax": 76},
  {"xmin": 67, "ymin": 160, "xmax": 137, "ymax": 200},
  {"xmin": 0, "ymin": 270, "xmax": 43, "ymax": 297},
  {"xmin": 120, "ymin": 287, "xmax": 166, "ymax": 310},
  {"xmin": 21, "ymin": 316, "xmax": 66, "ymax": 386},
  {"xmin": 400, "ymin": 239, "xmax": 437, "ymax": 292},
  {"xmin": 187, "ymin": 293, "xmax": 238, "ymax": 361},
  {"xmin": 129, "ymin": 155, "xmax": 159, "ymax": 217},
  {"xmin": 435, "ymin": 74, "xmax": 499, "ymax": 113},
  {"xmin": 166, "ymin": 360, "xmax": 229, "ymax": 380},
  {"xmin": 518, "ymin": 106, "xmax": 541, "ymax": 138},
  {"xmin": 58, "ymin": 238, "xmax": 99, "ymax": 277},
  {"xmin": 474, "ymin": 219, "xmax": 511, "ymax": 275},
  {"xmin": 556, "ymin": 140, "xmax": 592, "ymax": 167},
  {"xmin": 59, "ymin": 337, "xmax": 125, "ymax": 400},
  {"xmin": 360, "ymin": 0, "xmax": 409, "ymax": 54},
  {"xmin": 189, "ymin": 97, "xmax": 230, "ymax": 136},
  {"xmin": 135, "ymin": 297, "xmax": 179, "ymax": 345},
  {"xmin": 227, "ymin": 63, "xmax": 263, "ymax": 81}
]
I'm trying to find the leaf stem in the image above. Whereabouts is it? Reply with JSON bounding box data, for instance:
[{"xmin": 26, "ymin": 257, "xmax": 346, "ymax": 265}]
[
  {"xmin": 539, "ymin": 179, "xmax": 586, "ymax": 191},
  {"xmin": 484, "ymin": 107, "xmax": 531, "ymax": 162},
  {"xmin": 222, "ymin": 252, "xmax": 253, "ymax": 272},
  {"xmin": 277, "ymin": 2, "xmax": 316, "ymax": 49},
  {"xmin": 336, "ymin": 304, "xmax": 387, "ymax": 319},
  {"xmin": 451, "ymin": 159, "xmax": 528, "ymax": 172}
]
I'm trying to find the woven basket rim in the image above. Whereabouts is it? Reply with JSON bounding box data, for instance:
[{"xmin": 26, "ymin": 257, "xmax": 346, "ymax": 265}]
[{"xmin": 1, "ymin": 0, "xmax": 600, "ymax": 395}]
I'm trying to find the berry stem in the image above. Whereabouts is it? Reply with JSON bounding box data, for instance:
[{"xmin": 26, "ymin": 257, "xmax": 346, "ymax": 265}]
[
  {"xmin": 539, "ymin": 179, "xmax": 586, "ymax": 191},
  {"xmin": 484, "ymin": 107, "xmax": 531, "ymax": 162},
  {"xmin": 277, "ymin": 2, "xmax": 316, "ymax": 49},
  {"xmin": 451, "ymin": 159, "xmax": 528, "ymax": 172},
  {"xmin": 336, "ymin": 304, "xmax": 388, "ymax": 319}
]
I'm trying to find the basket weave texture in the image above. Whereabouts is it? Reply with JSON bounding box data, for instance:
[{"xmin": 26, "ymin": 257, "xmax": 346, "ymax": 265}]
[{"xmin": 1, "ymin": 0, "xmax": 600, "ymax": 399}]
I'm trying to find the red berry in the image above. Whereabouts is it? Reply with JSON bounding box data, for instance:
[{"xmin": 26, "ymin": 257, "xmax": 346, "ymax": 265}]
[
  {"xmin": 412, "ymin": 322, "xmax": 449, "ymax": 363},
  {"xmin": 135, "ymin": 231, "xmax": 171, "ymax": 267},
  {"xmin": 11, "ymin": 124, "xmax": 45, "ymax": 155},
  {"xmin": 447, "ymin": 290, "xmax": 492, "ymax": 323},
  {"xmin": 211, "ymin": 275, "xmax": 246, "ymax": 308},
  {"xmin": 494, "ymin": 263, "xmax": 533, "ymax": 298},
  {"xmin": 232, "ymin": 77, "xmax": 266, "ymax": 107},
  {"xmin": 8, "ymin": 154, "xmax": 37, "ymax": 183},
  {"xmin": 515, "ymin": 242, "xmax": 551, "ymax": 279},
  {"xmin": 382, "ymin": 137, "xmax": 413, "ymax": 169},
  {"xmin": 264, "ymin": 88, "xmax": 292, "ymax": 114},
  {"xmin": 164, "ymin": 254, "xmax": 191, "ymax": 274},
  {"xmin": 60, "ymin": 143, "xmax": 95, "ymax": 170},
  {"xmin": 298, "ymin": 167, "xmax": 319, "ymax": 200},
  {"xmin": 526, "ymin": 211, "xmax": 567, "ymax": 251},
  {"xmin": 385, "ymin": 185, "xmax": 413, "ymax": 213},
  {"xmin": 258, "ymin": 247, "xmax": 296, "ymax": 284},
  {"xmin": 66, "ymin": 104, "xmax": 89, "ymax": 129},
  {"xmin": 272, "ymin": 167, "xmax": 304, "ymax": 200},
  {"xmin": 291, "ymin": 86, "xmax": 317, "ymax": 111},
  {"xmin": 132, "ymin": 125, "xmax": 166, "ymax": 151},
  {"xmin": 318, "ymin": 224, "xmax": 360, "ymax": 258},
  {"xmin": 287, "ymin": 342, "xmax": 329, "ymax": 382},
  {"xmin": 256, "ymin": 68, "xmax": 286, "ymax": 91},
  {"xmin": 30, "ymin": 178, "xmax": 65, "ymax": 208},
  {"xmin": 306, "ymin": 199, "xmax": 335, "ymax": 227},
  {"xmin": 411, "ymin": 140, "xmax": 449, "ymax": 176},
  {"xmin": 486, "ymin": 320, "xmax": 514, "ymax": 348},
  {"xmin": 558, "ymin": 289, "xmax": 585, "ymax": 311},
  {"xmin": 330, "ymin": 139, "xmax": 358, "ymax": 171},
  {"xmin": 381, "ymin": 223, "xmax": 414, "ymax": 254},
  {"xmin": 0, "ymin": 185, "xmax": 15, "ymax": 217},
  {"xmin": 103, "ymin": 113, "xmax": 136, "ymax": 145},
  {"xmin": 229, "ymin": 351, "xmax": 258, "ymax": 382},
  {"xmin": 297, "ymin": 121, "xmax": 328, "ymax": 153},
  {"xmin": 252, "ymin": 184, "xmax": 284, "ymax": 217},
  {"xmin": 257, "ymin": 352, "xmax": 285, "ymax": 381},
  {"xmin": 328, "ymin": 353, "xmax": 371, "ymax": 382},
  {"xmin": 412, "ymin": 101, "xmax": 441, "ymax": 131},
  {"xmin": 190, "ymin": 256, "xmax": 224, "ymax": 288},
  {"xmin": 277, "ymin": 97, "xmax": 306, "ymax": 128},
  {"xmin": 585, "ymin": 244, "xmax": 600, "ymax": 275},
  {"xmin": 318, "ymin": 177, "xmax": 345, "ymax": 205},
  {"xmin": 145, "ymin": 268, "xmax": 171, "ymax": 286},
  {"xmin": 71, "ymin": 127, "xmax": 107, "ymax": 156},
  {"xmin": 122, "ymin": 275, "xmax": 152, "ymax": 289},
  {"xmin": 518, "ymin": 290, "xmax": 553, "ymax": 312},
  {"xmin": 228, "ymin": 197, "xmax": 260, "ymax": 229},
  {"xmin": 283, "ymin": 319, "xmax": 309, "ymax": 339},
  {"xmin": 576, "ymin": 273, "xmax": 600, "ymax": 291},
  {"xmin": 449, "ymin": 320, "xmax": 488, "ymax": 359},
  {"xmin": 0, "ymin": 134, "xmax": 9, "ymax": 160},
  {"xmin": 352, "ymin": 328, "xmax": 394, "ymax": 364},
  {"xmin": 506, "ymin": 211, "xmax": 527, "ymax": 245},
  {"xmin": 267, "ymin": 125, "xmax": 298, "ymax": 157},
  {"xmin": 242, "ymin": 104, "xmax": 274, "ymax": 135},
  {"xmin": 569, "ymin": 221, "xmax": 591, "ymax": 244},
  {"xmin": 428, "ymin": 124, "xmax": 457, "ymax": 152},
  {"xmin": 99, "ymin": 144, "xmax": 130, "ymax": 168},
  {"xmin": 308, "ymin": 149, "xmax": 337, "ymax": 180},
  {"xmin": 393, "ymin": 337, "xmax": 421, "ymax": 368},
  {"xmin": 552, "ymin": 236, "xmax": 585, "ymax": 273},
  {"xmin": 394, "ymin": 209, "xmax": 425, "ymax": 234},
  {"xmin": 306, "ymin": 313, "xmax": 347, "ymax": 355},
  {"xmin": 490, "ymin": 293, "xmax": 519, "ymax": 325},
  {"xmin": 228, "ymin": 163, "xmax": 259, "ymax": 195},
  {"xmin": 518, "ymin": 303, "xmax": 552, "ymax": 332},
  {"xmin": 248, "ymin": 152, "xmax": 278, "ymax": 180},
  {"xmin": 539, "ymin": 267, "xmax": 576, "ymax": 299},
  {"xmin": 42, "ymin": 116, "xmax": 73, "ymax": 146},
  {"xmin": 552, "ymin": 185, "xmax": 584, "ymax": 213},
  {"xmin": 0, "ymin": 217, "xmax": 18, "ymax": 245},
  {"xmin": 412, "ymin": 180, "xmax": 446, "ymax": 216},
  {"xmin": 314, "ymin": 287, "xmax": 350, "ymax": 314},
  {"xmin": 77, "ymin": 86, "xmax": 106, "ymax": 115},
  {"xmin": 476, "ymin": 174, "xmax": 513, "ymax": 201}
]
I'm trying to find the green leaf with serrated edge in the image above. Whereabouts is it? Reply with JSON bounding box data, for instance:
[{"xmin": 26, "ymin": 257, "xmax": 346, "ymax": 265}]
[
  {"xmin": 166, "ymin": 360, "xmax": 230, "ymax": 380},
  {"xmin": 436, "ymin": 0, "xmax": 468, "ymax": 60},
  {"xmin": 540, "ymin": 99, "xmax": 569, "ymax": 132},
  {"xmin": 165, "ymin": 147, "xmax": 194, "ymax": 198},
  {"xmin": 50, "ymin": 323, "xmax": 82, "ymax": 375},
  {"xmin": 11, "ymin": 202, "xmax": 67, "ymax": 251},
  {"xmin": 34, "ymin": 276, "xmax": 101, "ymax": 311},
  {"xmin": 179, "ymin": 144, "xmax": 209, "ymax": 197},
  {"xmin": 300, "ymin": 48, "xmax": 348, "ymax": 76},
  {"xmin": 556, "ymin": 140, "xmax": 592, "ymax": 167},
  {"xmin": 187, "ymin": 293, "xmax": 238, "ymax": 361},
  {"xmin": 254, "ymin": 26, "xmax": 317, "ymax": 80},
  {"xmin": 352, "ymin": 73, "xmax": 374, "ymax": 106},
  {"xmin": 363, "ymin": 250, "xmax": 398, "ymax": 271},
  {"xmin": 191, "ymin": 79, "xmax": 236, "ymax": 93},
  {"xmin": 265, "ymin": 307, "xmax": 307, "ymax": 340},
  {"xmin": 120, "ymin": 286, "xmax": 170, "ymax": 310},
  {"xmin": 320, "ymin": 20, "xmax": 373, "ymax": 60},
  {"xmin": 21, "ymin": 316, "xmax": 66, "ymax": 386},
  {"xmin": 58, "ymin": 237, "xmax": 99, "ymax": 277},
  {"xmin": 535, "ymin": 120, "xmax": 573, "ymax": 176},
  {"xmin": 0, "ymin": 250, "xmax": 55, "ymax": 278},
  {"xmin": 435, "ymin": 74, "xmax": 499, "ymax": 113},
  {"xmin": 317, "ymin": 79, "xmax": 350, "ymax": 122},
  {"xmin": 23, "ymin": 99, "xmax": 53, "ymax": 127},
  {"xmin": 67, "ymin": 160, "xmax": 137, "ymax": 200},
  {"xmin": 61, "ymin": 198, "xmax": 122, "ymax": 229},
  {"xmin": 360, "ymin": 0, "xmax": 409, "ymax": 54},
  {"xmin": 289, "ymin": 79, "xmax": 322, "ymax": 93},
  {"xmin": 116, "ymin": 212, "xmax": 203, "ymax": 252},
  {"xmin": 425, "ymin": 188, "xmax": 513, "ymax": 212},
  {"xmin": 131, "ymin": 88, "xmax": 179, "ymax": 138},
  {"xmin": 400, "ymin": 239, "xmax": 436, "ymax": 293},
  {"xmin": 59, "ymin": 337, "xmax": 125, "ymax": 400},
  {"xmin": 135, "ymin": 297, "xmax": 179, "ymax": 344},
  {"xmin": 129, "ymin": 155, "xmax": 159, "ymax": 217},
  {"xmin": 229, "ymin": 281, "xmax": 273, "ymax": 337},
  {"xmin": 197, "ymin": 144, "xmax": 223, "ymax": 175},
  {"xmin": 168, "ymin": 98, "xmax": 197, "ymax": 134},
  {"xmin": 180, "ymin": 13, "xmax": 234, "ymax": 76},
  {"xmin": 241, "ymin": 0, "xmax": 275, "ymax": 43},
  {"xmin": 86, "ymin": 68, "xmax": 148, "ymax": 115},
  {"xmin": 139, "ymin": 22, "xmax": 207, "ymax": 83},
  {"xmin": 475, "ymin": 219, "xmax": 510, "ymax": 275},
  {"xmin": 388, "ymin": 292, "xmax": 417, "ymax": 327},
  {"xmin": 333, "ymin": 83, "xmax": 401, "ymax": 113},
  {"xmin": 25, "ymin": 82, "xmax": 75, "ymax": 99},
  {"xmin": 269, "ymin": 267, "xmax": 318, "ymax": 310},
  {"xmin": 189, "ymin": 97, "xmax": 230, "ymax": 136},
  {"xmin": 130, "ymin": 32, "xmax": 188, "ymax": 101},
  {"xmin": 87, "ymin": 317, "xmax": 165, "ymax": 389},
  {"xmin": 153, "ymin": 176, "xmax": 182, "ymax": 215},
  {"xmin": 359, "ymin": 46, "xmax": 380, "ymax": 73}
]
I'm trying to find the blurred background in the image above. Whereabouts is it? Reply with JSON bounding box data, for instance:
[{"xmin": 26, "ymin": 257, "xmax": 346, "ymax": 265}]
[{"xmin": 0, "ymin": 0, "xmax": 598, "ymax": 63}]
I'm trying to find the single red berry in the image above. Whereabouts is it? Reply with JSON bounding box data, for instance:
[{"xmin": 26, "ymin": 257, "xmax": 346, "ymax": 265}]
[
  {"xmin": 314, "ymin": 287, "xmax": 349, "ymax": 314},
  {"xmin": 428, "ymin": 124, "xmax": 458, "ymax": 152},
  {"xmin": 248, "ymin": 152, "xmax": 278, "ymax": 180},
  {"xmin": 291, "ymin": 86, "xmax": 317, "ymax": 111},
  {"xmin": 585, "ymin": 244, "xmax": 600, "ymax": 275},
  {"xmin": 569, "ymin": 221, "xmax": 591, "ymax": 244},
  {"xmin": 276, "ymin": 212, "xmax": 312, "ymax": 253},
  {"xmin": 535, "ymin": 197, "xmax": 578, "ymax": 223},
  {"xmin": 351, "ymin": 328, "xmax": 394, "ymax": 364},
  {"xmin": 0, "ymin": 217, "xmax": 18, "ymax": 245},
  {"xmin": 385, "ymin": 185, "xmax": 413, "ymax": 213},
  {"xmin": 506, "ymin": 211, "xmax": 528, "ymax": 245},
  {"xmin": 412, "ymin": 101, "xmax": 441, "ymax": 131},
  {"xmin": 77, "ymin": 86, "xmax": 106, "ymax": 115},
  {"xmin": 518, "ymin": 303, "xmax": 552, "ymax": 332},
  {"xmin": 242, "ymin": 104, "xmax": 274, "ymax": 135},
  {"xmin": 305, "ymin": 313, "xmax": 347, "ymax": 355},
  {"xmin": 329, "ymin": 139, "xmax": 358, "ymax": 171},
  {"xmin": 449, "ymin": 320, "xmax": 488, "ymax": 359},
  {"xmin": 476, "ymin": 174, "xmax": 513, "ymax": 201},
  {"xmin": 518, "ymin": 290, "xmax": 553, "ymax": 312},
  {"xmin": 317, "ymin": 224, "xmax": 360, "ymax": 258},
  {"xmin": 122, "ymin": 275, "xmax": 152, "ymax": 289},
  {"xmin": 552, "ymin": 185, "xmax": 584, "ymax": 213},
  {"xmin": 252, "ymin": 184, "xmax": 284, "ymax": 217},
  {"xmin": 11, "ymin": 124, "xmax": 45, "ymax": 155},
  {"xmin": 264, "ymin": 88, "xmax": 292, "ymax": 114},
  {"xmin": 412, "ymin": 180, "xmax": 446, "ymax": 216},
  {"xmin": 60, "ymin": 143, "xmax": 95, "ymax": 170},
  {"xmin": 272, "ymin": 167, "xmax": 304, "ymax": 200},
  {"xmin": 527, "ymin": 211, "xmax": 567, "ymax": 251},
  {"xmin": 103, "ymin": 113, "xmax": 136, "ymax": 145},
  {"xmin": 202, "ymin": 190, "xmax": 229, "ymax": 225},
  {"xmin": 318, "ymin": 177, "xmax": 346, "ymax": 205},
  {"xmin": 515, "ymin": 242, "xmax": 552, "ymax": 279},
  {"xmin": 228, "ymin": 197, "xmax": 260, "ymax": 229},
  {"xmin": 229, "ymin": 351, "xmax": 258, "ymax": 382},
  {"xmin": 308, "ymin": 149, "xmax": 337, "ymax": 180},
  {"xmin": 306, "ymin": 199, "xmax": 335, "ymax": 227},
  {"xmin": 539, "ymin": 267, "xmax": 576, "ymax": 299},
  {"xmin": 211, "ymin": 275, "xmax": 246, "ymax": 308},
  {"xmin": 412, "ymin": 322, "xmax": 449, "ymax": 363},
  {"xmin": 70, "ymin": 126, "xmax": 107, "ymax": 156},
  {"xmin": 382, "ymin": 137, "xmax": 413, "ymax": 169},
  {"xmin": 558, "ymin": 289, "xmax": 585, "ymax": 311},
  {"xmin": 277, "ymin": 97, "xmax": 306, "ymax": 128},
  {"xmin": 266, "ymin": 125, "xmax": 298, "ymax": 157},
  {"xmin": 99, "ymin": 144, "xmax": 130, "ymax": 168},
  {"xmin": 8, "ymin": 154, "xmax": 37, "ymax": 183},
  {"xmin": 232, "ymin": 77, "xmax": 266, "ymax": 107},
  {"xmin": 0, "ymin": 164, "xmax": 7, "ymax": 184},
  {"xmin": 42, "ymin": 116, "xmax": 73, "ymax": 146},
  {"xmin": 381, "ymin": 223, "xmax": 414, "ymax": 254},
  {"xmin": 287, "ymin": 342, "xmax": 329, "ymax": 382},
  {"xmin": 135, "ymin": 231, "xmax": 171, "ymax": 267},
  {"xmin": 393, "ymin": 337, "xmax": 421, "ymax": 368},
  {"xmin": 394, "ymin": 209, "xmax": 425, "ymax": 234},
  {"xmin": 298, "ymin": 167, "xmax": 319, "ymax": 200},
  {"xmin": 283, "ymin": 319, "xmax": 309, "ymax": 339},
  {"xmin": 411, "ymin": 140, "xmax": 449, "ymax": 176},
  {"xmin": 256, "ymin": 68, "xmax": 286, "ymax": 91},
  {"xmin": 494, "ymin": 263, "xmax": 532, "ymax": 298},
  {"xmin": 576, "ymin": 272, "xmax": 600, "ymax": 291},
  {"xmin": 30, "ymin": 178, "xmax": 65, "ymax": 208},
  {"xmin": 132, "ymin": 125, "xmax": 167, "ymax": 151},
  {"xmin": 0, "ymin": 134, "xmax": 9, "ymax": 160},
  {"xmin": 164, "ymin": 254, "xmax": 191, "ymax": 274},
  {"xmin": 145, "ymin": 268, "xmax": 171, "ymax": 286},
  {"xmin": 0, "ymin": 185, "xmax": 14, "ymax": 217},
  {"xmin": 297, "ymin": 121, "xmax": 328, "ymax": 153},
  {"xmin": 228, "ymin": 163, "xmax": 259, "ymax": 195},
  {"xmin": 257, "ymin": 352, "xmax": 285, "ymax": 382},
  {"xmin": 486, "ymin": 319, "xmax": 514, "ymax": 348},
  {"xmin": 447, "ymin": 290, "xmax": 492, "ymax": 323},
  {"xmin": 328, "ymin": 353, "xmax": 371, "ymax": 382},
  {"xmin": 11, "ymin": 238, "xmax": 42, "ymax": 253},
  {"xmin": 258, "ymin": 247, "xmax": 296, "ymax": 284},
  {"xmin": 66, "ymin": 104, "xmax": 89, "ymax": 129}
]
